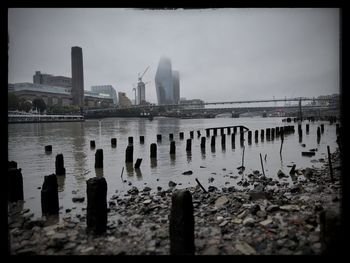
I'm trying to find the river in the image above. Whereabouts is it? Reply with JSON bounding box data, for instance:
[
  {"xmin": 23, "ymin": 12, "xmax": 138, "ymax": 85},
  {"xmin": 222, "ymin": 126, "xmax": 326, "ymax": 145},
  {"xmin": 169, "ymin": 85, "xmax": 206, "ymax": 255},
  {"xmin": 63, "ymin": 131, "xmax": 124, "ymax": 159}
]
[{"xmin": 8, "ymin": 116, "xmax": 338, "ymax": 220}]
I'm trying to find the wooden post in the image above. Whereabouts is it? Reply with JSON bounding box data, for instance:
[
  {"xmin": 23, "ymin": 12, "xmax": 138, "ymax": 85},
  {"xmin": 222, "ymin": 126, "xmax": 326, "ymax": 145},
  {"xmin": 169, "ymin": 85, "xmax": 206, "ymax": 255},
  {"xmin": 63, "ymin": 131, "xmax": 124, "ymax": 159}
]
[
  {"xmin": 206, "ymin": 129, "xmax": 210, "ymax": 137},
  {"xmin": 157, "ymin": 134, "xmax": 162, "ymax": 142},
  {"xmin": 179, "ymin": 132, "xmax": 184, "ymax": 140},
  {"xmin": 266, "ymin": 128, "xmax": 270, "ymax": 140},
  {"xmin": 169, "ymin": 133, "xmax": 174, "ymax": 141},
  {"xmin": 240, "ymin": 132, "xmax": 244, "ymax": 142},
  {"xmin": 86, "ymin": 177, "xmax": 107, "ymax": 235},
  {"xmin": 327, "ymin": 146, "xmax": 334, "ymax": 182},
  {"xmin": 211, "ymin": 136, "xmax": 215, "ymax": 147},
  {"xmin": 169, "ymin": 190, "xmax": 195, "ymax": 255},
  {"xmin": 134, "ymin": 158, "xmax": 142, "ymax": 169},
  {"xmin": 197, "ymin": 130, "xmax": 201, "ymax": 137},
  {"xmin": 213, "ymin": 128, "xmax": 217, "ymax": 136},
  {"xmin": 45, "ymin": 145, "xmax": 52, "ymax": 153},
  {"xmin": 200, "ymin": 137, "xmax": 206, "ymax": 149},
  {"xmin": 8, "ymin": 168, "xmax": 24, "ymax": 202},
  {"xmin": 220, "ymin": 128, "xmax": 224, "ymax": 135},
  {"xmin": 95, "ymin": 149, "xmax": 103, "ymax": 168},
  {"xmin": 306, "ymin": 124, "xmax": 309, "ymax": 134},
  {"xmin": 271, "ymin": 128, "xmax": 275, "ymax": 140},
  {"xmin": 233, "ymin": 126, "xmax": 237, "ymax": 133},
  {"xmin": 227, "ymin": 127, "xmax": 231, "ymax": 134},
  {"xmin": 140, "ymin": 136, "xmax": 144, "ymax": 144},
  {"xmin": 128, "ymin": 136, "xmax": 133, "ymax": 145},
  {"xmin": 317, "ymin": 127, "xmax": 321, "ymax": 143},
  {"xmin": 41, "ymin": 174, "xmax": 59, "ymax": 215},
  {"xmin": 90, "ymin": 140, "xmax": 96, "ymax": 148},
  {"xmin": 190, "ymin": 131, "xmax": 194, "ymax": 139},
  {"xmin": 150, "ymin": 143, "xmax": 157, "ymax": 159},
  {"xmin": 221, "ymin": 134, "xmax": 226, "ymax": 146},
  {"xmin": 276, "ymin": 127, "xmax": 280, "ymax": 136},
  {"xmin": 231, "ymin": 133, "xmax": 235, "ymax": 149},
  {"xmin": 321, "ymin": 124, "xmax": 325, "ymax": 134},
  {"xmin": 111, "ymin": 138, "xmax": 117, "ymax": 147},
  {"xmin": 260, "ymin": 129, "xmax": 264, "ymax": 140},
  {"xmin": 170, "ymin": 141, "xmax": 176, "ymax": 155},
  {"xmin": 248, "ymin": 131, "xmax": 252, "ymax": 144},
  {"xmin": 259, "ymin": 153, "xmax": 265, "ymax": 177},
  {"xmin": 186, "ymin": 139, "xmax": 192, "ymax": 152},
  {"xmin": 55, "ymin": 154, "xmax": 66, "ymax": 176},
  {"xmin": 125, "ymin": 145, "xmax": 133, "ymax": 163}
]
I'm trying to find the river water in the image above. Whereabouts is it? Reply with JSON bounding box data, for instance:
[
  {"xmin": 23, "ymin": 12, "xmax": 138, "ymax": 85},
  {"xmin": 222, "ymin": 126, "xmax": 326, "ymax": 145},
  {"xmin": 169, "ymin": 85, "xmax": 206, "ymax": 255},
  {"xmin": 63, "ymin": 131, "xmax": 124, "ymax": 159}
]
[{"xmin": 8, "ymin": 117, "xmax": 338, "ymax": 220}]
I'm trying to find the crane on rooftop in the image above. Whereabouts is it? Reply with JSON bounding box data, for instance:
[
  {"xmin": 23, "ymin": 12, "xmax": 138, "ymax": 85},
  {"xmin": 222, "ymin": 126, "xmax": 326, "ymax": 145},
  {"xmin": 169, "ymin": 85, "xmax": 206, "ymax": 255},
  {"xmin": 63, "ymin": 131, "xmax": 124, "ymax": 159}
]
[{"xmin": 138, "ymin": 66, "xmax": 150, "ymax": 82}]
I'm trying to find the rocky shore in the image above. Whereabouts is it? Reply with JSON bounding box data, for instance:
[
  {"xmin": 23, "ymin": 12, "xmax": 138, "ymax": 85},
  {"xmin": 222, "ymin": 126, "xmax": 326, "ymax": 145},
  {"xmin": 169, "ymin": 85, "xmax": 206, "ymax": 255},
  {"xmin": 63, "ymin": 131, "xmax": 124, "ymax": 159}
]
[{"xmin": 8, "ymin": 150, "xmax": 342, "ymax": 255}]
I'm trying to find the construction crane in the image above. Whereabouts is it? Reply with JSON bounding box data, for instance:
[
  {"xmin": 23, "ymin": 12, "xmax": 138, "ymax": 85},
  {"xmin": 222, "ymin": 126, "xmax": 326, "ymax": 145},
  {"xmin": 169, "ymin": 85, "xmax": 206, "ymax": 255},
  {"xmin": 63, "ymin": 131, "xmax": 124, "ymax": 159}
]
[{"xmin": 138, "ymin": 66, "xmax": 150, "ymax": 82}]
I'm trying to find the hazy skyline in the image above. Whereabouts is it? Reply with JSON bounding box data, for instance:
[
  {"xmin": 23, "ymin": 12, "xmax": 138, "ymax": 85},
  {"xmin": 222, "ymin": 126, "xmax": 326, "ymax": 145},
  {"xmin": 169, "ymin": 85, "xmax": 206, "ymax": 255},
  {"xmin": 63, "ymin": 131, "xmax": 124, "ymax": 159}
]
[{"xmin": 8, "ymin": 8, "xmax": 340, "ymax": 103}]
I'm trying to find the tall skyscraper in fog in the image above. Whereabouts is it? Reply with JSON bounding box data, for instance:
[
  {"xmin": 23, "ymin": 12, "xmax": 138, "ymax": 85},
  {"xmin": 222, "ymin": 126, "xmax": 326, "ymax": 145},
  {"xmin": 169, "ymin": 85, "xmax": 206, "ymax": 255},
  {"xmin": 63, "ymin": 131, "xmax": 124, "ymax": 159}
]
[
  {"xmin": 155, "ymin": 57, "xmax": 175, "ymax": 105},
  {"xmin": 172, "ymin": 70, "xmax": 180, "ymax": 104},
  {"xmin": 71, "ymin": 46, "xmax": 84, "ymax": 107}
]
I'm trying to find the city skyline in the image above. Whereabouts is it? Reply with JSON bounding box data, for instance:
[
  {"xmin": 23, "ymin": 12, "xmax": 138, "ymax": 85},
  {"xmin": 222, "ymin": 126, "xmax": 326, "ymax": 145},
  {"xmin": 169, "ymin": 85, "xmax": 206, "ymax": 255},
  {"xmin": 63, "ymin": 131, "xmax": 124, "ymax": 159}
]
[{"xmin": 8, "ymin": 8, "xmax": 340, "ymax": 103}]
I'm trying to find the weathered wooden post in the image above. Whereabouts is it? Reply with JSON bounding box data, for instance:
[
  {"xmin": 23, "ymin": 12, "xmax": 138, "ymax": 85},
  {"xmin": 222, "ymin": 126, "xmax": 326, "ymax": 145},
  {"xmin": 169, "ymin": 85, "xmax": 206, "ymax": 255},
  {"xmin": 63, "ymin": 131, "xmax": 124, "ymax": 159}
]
[
  {"xmin": 306, "ymin": 124, "xmax": 309, "ymax": 134},
  {"xmin": 231, "ymin": 133, "xmax": 235, "ymax": 149},
  {"xmin": 240, "ymin": 126, "xmax": 244, "ymax": 134},
  {"xmin": 220, "ymin": 128, "xmax": 224, "ymax": 135},
  {"xmin": 271, "ymin": 128, "xmax": 275, "ymax": 140},
  {"xmin": 150, "ymin": 143, "xmax": 157, "ymax": 159},
  {"xmin": 169, "ymin": 133, "xmax": 174, "ymax": 141},
  {"xmin": 190, "ymin": 131, "xmax": 194, "ymax": 139},
  {"xmin": 266, "ymin": 128, "xmax": 270, "ymax": 140},
  {"xmin": 260, "ymin": 129, "xmax": 264, "ymax": 140},
  {"xmin": 197, "ymin": 130, "xmax": 201, "ymax": 137},
  {"xmin": 179, "ymin": 132, "xmax": 184, "ymax": 140},
  {"xmin": 169, "ymin": 190, "xmax": 195, "ymax": 255},
  {"xmin": 213, "ymin": 128, "xmax": 217, "ymax": 136},
  {"xmin": 276, "ymin": 127, "xmax": 280, "ymax": 136},
  {"xmin": 327, "ymin": 146, "xmax": 334, "ymax": 182},
  {"xmin": 221, "ymin": 134, "xmax": 226, "ymax": 146},
  {"xmin": 200, "ymin": 137, "xmax": 206, "ymax": 149},
  {"xmin": 206, "ymin": 129, "xmax": 210, "ymax": 137},
  {"xmin": 233, "ymin": 127, "xmax": 237, "ymax": 133},
  {"xmin": 55, "ymin": 154, "xmax": 66, "ymax": 176},
  {"xmin": 86, "ymin": 177, "xmax": 107, "ymax": 235},
  {"xmin": 170, "ymin": 141, "xmax": 176, "ymax": 155},
  {"xmin": 111, "ymin": 138, "xmax": 117, "ymax": 147},
  {"xmin": 90, "ymin": 140, "xmax": 96, "ymax": 148},
  {"xmin": 247, "ymin": 131, "xmax": 252, "ymax": 144},
  {"xmin": 8, "ymin": 168, "xmax": 23, "ymax": 202},
  {"xmin": 317, "ymin": 127, "xmax": 321, "ymax": 143},
  {"xmin": 134, "ymin": 158, "xmax": 142, "ymax": 169},
  {"xmin": 125, "ymin": 145, "xmax": 133, "ymax": 163},
  {"xmin": 255, "ymin": 130, "xmax": 258, "ymax": 140},
  {"xmin": 240, "ymin": 131, "xmax": 244, "ymax": 142},
  {"xmin": 321, "ymin": 124, "xmax": 324, "ymax": 134},
  {"xmin": 41, "ymin": 174, "xmax": 59, "ymax": 215},
  {"xmin": 211, "ymin": 136, "xmax": 215, "ymax": 147},
  {"xmin": 95, "ymin": 149, "xmax": 103, "ymax": 168},
  {"xmin": 45, "ymin": 145, "xmax": 52, "ymax": 153},
  {"xmin": 227, "ymin": 127, "xmax": 231, "ymax": 134},
  {"xmin": 157, "ymin": 134, "xmax": 162, "ymax": 142},
  {"xmin": 140, "ymin": 136, "xmax": 145, "ymax": 144},
  {"xmin": 186, "ymin": 139, "xmax": 192, "ymax": 152},
  {"xmin": 128, "ymin": 136, "xmax": 133, "ymax": 145}
]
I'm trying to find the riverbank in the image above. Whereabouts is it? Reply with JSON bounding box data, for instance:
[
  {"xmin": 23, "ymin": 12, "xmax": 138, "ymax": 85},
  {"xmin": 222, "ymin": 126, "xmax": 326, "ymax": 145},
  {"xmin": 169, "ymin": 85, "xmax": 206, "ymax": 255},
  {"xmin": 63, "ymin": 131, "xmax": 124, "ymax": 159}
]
[{"xmin": 8, "ymin": 150, "xmax": 342, "ymax": 255}]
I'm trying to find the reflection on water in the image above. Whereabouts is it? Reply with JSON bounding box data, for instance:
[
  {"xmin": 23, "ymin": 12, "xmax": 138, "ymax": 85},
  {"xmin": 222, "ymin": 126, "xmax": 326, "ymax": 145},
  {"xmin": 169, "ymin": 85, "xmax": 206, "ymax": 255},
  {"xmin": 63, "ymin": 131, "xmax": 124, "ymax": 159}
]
[
  {"xmin": 44, "ymin": 214, "xmax": 59, "ymax": 226},
  {"xmin": 8, "ymin": 117, "xmax": 339, "ymax": 219},
  {"xmin": 95, "ymin": 168, "xmax": 104, "ymax": 178},
  {"xmin": 56, "ymin": 175, "xmax": 65, "ymax": 192}
]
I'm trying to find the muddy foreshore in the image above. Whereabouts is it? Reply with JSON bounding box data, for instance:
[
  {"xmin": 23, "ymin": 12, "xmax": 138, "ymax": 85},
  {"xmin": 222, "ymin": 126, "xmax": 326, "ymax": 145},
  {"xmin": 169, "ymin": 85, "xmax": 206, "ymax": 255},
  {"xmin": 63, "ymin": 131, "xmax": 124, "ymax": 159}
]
[{"xmin": 8, "ymin": 150, "xmax": 342, "ymax": 255}]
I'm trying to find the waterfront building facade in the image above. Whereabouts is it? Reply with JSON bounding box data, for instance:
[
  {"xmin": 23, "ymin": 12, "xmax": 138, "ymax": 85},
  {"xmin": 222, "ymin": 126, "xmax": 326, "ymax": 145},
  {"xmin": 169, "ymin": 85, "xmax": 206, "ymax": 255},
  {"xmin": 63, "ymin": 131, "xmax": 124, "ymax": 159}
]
[
  {"xmin": 33, "ymin": 71, "xmax": 72, "ymax": 89},
  {"xmin": 118, "ymin": 92, "xmax": 132, "ymax": 107},
  {"xmin": 91, "ymin": 85, "xmax": 118, "ymax": 105},
  {"xmin": 172, "ymin": 70, "xmax": 180, "ymax": 104}
]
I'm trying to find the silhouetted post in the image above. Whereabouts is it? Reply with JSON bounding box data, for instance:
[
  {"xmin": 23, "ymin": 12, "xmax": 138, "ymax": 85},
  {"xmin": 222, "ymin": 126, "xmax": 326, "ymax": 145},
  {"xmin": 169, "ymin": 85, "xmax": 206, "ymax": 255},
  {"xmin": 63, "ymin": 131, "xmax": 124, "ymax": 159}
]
[
  {"xmin": 336, "ymin": 124, "xmax": 340, "ymax": 135},
  {"xmin": 259, "ymin": 153, "xmax": 265, "ymax": 177},
  {"xmin": 197, "ymin": 130, "xmax": 201, "ymax": 137},
  {"xmin": 255, "ymin": 130, "xmax": 258, "ymax": 140},
  {"xmin": 179, "ymin": 132, "xmax": 184, "ymax": 140},
  {"xmin": 150, "ymin": 143, "xmax": 157, "ymax": 159},
  {"xmin": 200, "ymin": 137, "xmax": 206, "ymax": 149},
  {"xmin": 45, "ymin": 145, "xmax": 52, "ymax": 153},
  {"xmin": 169, "ymin": 133, "xmax": 174, "ymax": 141},
  {"xmin": 90, "ymin": 140, "xmax": 96, "ymax": 148},
  {"xmin": 248, "ymin": 131, "xmax": 252, "ymax": 144},
  {"xmin": 134, "ymin": 158, "xmax": 142, "ymax": 169},
  {"xmin": 231, "ymin": 133, "xmax": 235, "ymax": 149},
  {"xmin": 240, "ymin": 131, "xmax": 244, "ymax": 142},
  {"xmin": 140, "ymin": 136, "xmax": 144, "ymax": 144},
  {"xmin": 157, "ymin": 134, "xmax": 162, "ymax": 142},
  {"xmin": 125, "ymin": 145, "xmax": 133, "ymax": 163},
  {"xmin": 128, "ymin": 136, "xmax": 133, "ymax": 145},
  {"xmin": 86, "ymin": 177, "xmax": 107, "ymax": 235},
  {"xmin": 321, "ymin": 124, "xmax": 325, "ymax": 134},
  {"xmin": 266, "ymin": 128, "xmax": 270, "ymax": 140},
  {"xmin": 211, "ymin": 136, "xmax": 215, "ymax": 147},
  {"xmin": 8, "ymin": 168, "xmax": 23, "ymax": 202},
  {"xmin": 55, "ymin": 154, "xmax": 66, "ymax": 176},
  {"xmin": 233, "ymin": 127, "xmax": 237, "ymax": 133},
  {"xmin": 298, "ymin": 124, "xmax": 302, "ymax": 136},
  {"xmin": 240, "ymin": 126, "xmax": 244, "ymax": 133},
  {"xmin": 213, "ymin": 129, "xmax": 217, "ymax": 136},
  {"xmin": 110, "ymin": 138, "xmax": 116, "ymax": 147},
  {"xmin": 327, "ymin": 146, "xmax": 334, "ymax": 182},
  {"xmin": 186, "ymin": 139, "xmax": 192, "ymax": 152},
  {"xmin": 227, "ymin": 127, "xmax": 231, "ymax": 134},
  {"xmin": 306, "ymin": 124, "xmax": 309, "ymax": 134},
  {"xmin": 206, "ymin": 129, "xmax": 210, "ymax": 137},
  {"xmin": 190, "ymin": 131, "xmax": 194, "ymax": 139},
  {"xmin": 260, "ymin": 129, "xmax": 264, "ymax": 140},
  {"xmin": 169, "ymin": 190, "xmax": 195, "ymax": 255},
  {"xmin": 8, "ymin": 161, "xmax": 17, "ymax": 169},
  {"xmin": 95, "ymin": 149, "xmax": 103, "ymax": 168},
  {"xmin": 41, "ymin": 174, "xmax": 59, "ymax": 215},
  {"xmin": 221, "ymin": 134, "xmax": 226, "ymax": 146},
  {"xmin": 317, "ymin": 127, "xmax": 321, "ymax": 141},
  {"xmin": 220, "ymin": 128, "xmax": 224, "ymax": 135},
  {"xmin": 170, "ymin": 141, "xmax": 176, "ymax": 155},
  {"xmin": 271, "ymin": 128, "xmax": 275, "ymax": 140}
]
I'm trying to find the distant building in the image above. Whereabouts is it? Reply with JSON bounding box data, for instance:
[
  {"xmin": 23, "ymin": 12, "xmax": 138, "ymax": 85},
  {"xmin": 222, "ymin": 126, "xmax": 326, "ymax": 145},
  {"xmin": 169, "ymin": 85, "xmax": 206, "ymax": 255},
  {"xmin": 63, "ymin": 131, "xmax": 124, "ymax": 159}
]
[
  {"xmin": 33, "ymin": 71, "xmax": 72, "ymax": 89},
  {"xmin": 136, "ymin": 81, "xmax": 146, "ymax": 105},
  {"xmin": 118, "ymin": 92, "xmax": 132, "ymax": 107},
  {"xmin": 155, "ymin": 57, "xmax": 180, "ymax": 105},
  {"xmin": 179, "ymin": 98, "xmax": 205, "ymax": 109},
  {"xmin": 71, "ymin": 46, "xmax": 84, "ymax": 107},
  {"xmin": 84, "ymin": 90, "xmax": 114, "ymax": 108},
  {"xmin": 91, "ymin": 85, "xmax": 117, "ymax": 105}
]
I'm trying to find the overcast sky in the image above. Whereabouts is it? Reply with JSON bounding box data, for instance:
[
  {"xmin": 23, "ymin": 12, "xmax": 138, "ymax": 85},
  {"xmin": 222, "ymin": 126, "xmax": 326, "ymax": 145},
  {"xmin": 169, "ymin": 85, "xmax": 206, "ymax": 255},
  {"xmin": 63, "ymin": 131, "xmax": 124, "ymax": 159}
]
[{"xmin": 8, "ymin": 8, "xmax": 340, "ymax": 103}]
